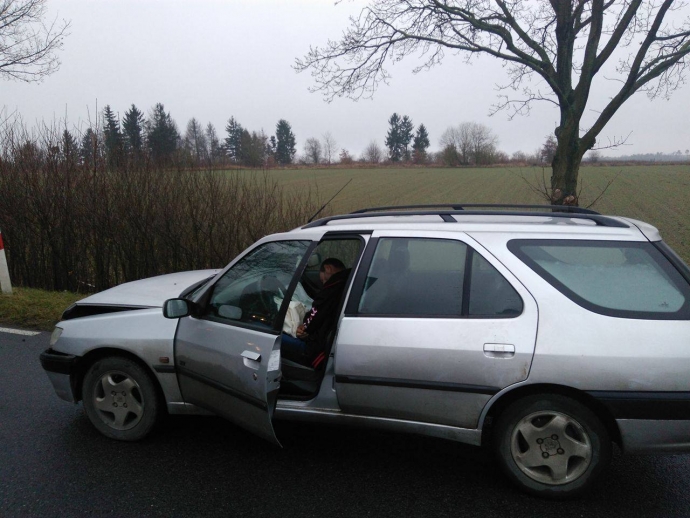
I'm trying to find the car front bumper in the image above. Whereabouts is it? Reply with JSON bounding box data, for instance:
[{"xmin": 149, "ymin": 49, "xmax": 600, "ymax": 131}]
[{"xmin": 40, "ymin": 348, "xmax": 77, "ymax": 403}]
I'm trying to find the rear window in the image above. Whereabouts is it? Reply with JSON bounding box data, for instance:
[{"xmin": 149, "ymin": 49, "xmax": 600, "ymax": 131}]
[{"xmin": 509, "ymin": 240, "xmax": 690, "ymax": 320}]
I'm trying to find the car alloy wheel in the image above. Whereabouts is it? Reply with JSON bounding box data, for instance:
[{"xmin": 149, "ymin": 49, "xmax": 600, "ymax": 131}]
[
  {"xmin": 510, "ymin": 410, "xmax": 592, "ymax": 485},
  {"xmin": 494, "ymin": 394, "xmax": 611, "ymax": 498},
  {"xmin": 91, "ymin": 370, "xmax": 145, "ymax": 430},
  {"xmin": 82, "ymin": 356, "xmax": 160, "ymax": 441}
]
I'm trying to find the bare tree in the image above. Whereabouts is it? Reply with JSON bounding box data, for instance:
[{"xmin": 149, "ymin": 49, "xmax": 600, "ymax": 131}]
[
  {"xmin": 322, "ymin": 131, "xmax": 337, "ymax": 164},
  {"xmin": 540, "ymin": 135, "xmax": 558, "ymax": 165},
  {"xmin": 468, "ymin": 122, "xmax": 499, "ymax": 165},
  {"xmin": 363, "ymin": 140, "xmax": 383, "ymax": 163},
  {"xmin": 296, "ymin": 0, "xmax": 690, "ymax": 205},
  {"xmin": 184, "ymin": 118, "xmax": 208, "ymax": 163},
  {"xmin": 440, "ymin": 126, "xmax": 465, "ymax": 164},
  {"xmin": 440, "ymin": 122, "xmax": 498, "ymax": 165},
  {"xmin": 339, "ymin": 148, "xmax": 354, "ymax": 164},
  {"xmin": 587, "ymin": 150, "xmax": 602, "ymax": 163},
  {"xmin": 304, "ymin": 137, "xmax": 322, "ymax": 164},
  {"xmin": 511, "ymin": 150, "xmax": 528, "ymax": 163},
  {"xmin": 205, "ymin": 122, "xmax": 223, "ymax": 165},
  {"xmin": 0, "ymin": 0, "xmax": 70, "ymax": 82}
]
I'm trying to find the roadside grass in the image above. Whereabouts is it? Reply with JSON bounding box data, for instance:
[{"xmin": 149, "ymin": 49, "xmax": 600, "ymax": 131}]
[{"xmin": 0, "ymin": 288, "xmax": 85, "ymax": 331}]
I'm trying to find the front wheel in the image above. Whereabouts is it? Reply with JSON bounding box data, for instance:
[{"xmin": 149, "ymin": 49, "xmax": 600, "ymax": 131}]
[
  {"xmin": 493, "ymin": 394, "xmax": 611, "ymax": 498},
  {"xmin": 82, "ymin": 356, "xmax": 160, "ymax": 441}
]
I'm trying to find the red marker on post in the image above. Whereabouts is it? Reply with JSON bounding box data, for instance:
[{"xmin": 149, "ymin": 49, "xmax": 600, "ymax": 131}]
[{"xmin": 0, "ymin": 230, "xmax": 12, "ymax": 294}]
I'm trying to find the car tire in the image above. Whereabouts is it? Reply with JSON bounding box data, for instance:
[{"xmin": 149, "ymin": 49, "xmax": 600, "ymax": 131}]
[
  {"xmin": 82, "ymin": 356, "xmax": 160, "ymax": 441},
  {"xmin": 493, "ymin": 394, "xmax": 611, "ymax": 499}
]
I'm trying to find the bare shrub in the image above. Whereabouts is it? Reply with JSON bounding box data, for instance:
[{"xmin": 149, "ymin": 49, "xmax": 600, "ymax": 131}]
[
  {"xmin": 363, "ymin": 140, "xmax": 383, "ymax": 164},
  {"xmin": 0, "ymin": 121, "xmax": 322, "ymax": 292}
]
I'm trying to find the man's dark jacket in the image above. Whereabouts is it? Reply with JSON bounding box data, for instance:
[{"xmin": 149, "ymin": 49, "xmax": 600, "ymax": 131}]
[{"xmin": 302, "ymin": 268, "xmax": 351, "ymax": 364}]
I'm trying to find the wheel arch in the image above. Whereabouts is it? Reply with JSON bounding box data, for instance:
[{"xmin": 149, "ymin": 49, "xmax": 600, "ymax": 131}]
[
  {"xmin": 72, "ymin": 347, "xmax": 166, "ymax": 411},
  {"xmin": 480, "ymin": 383, "xmax": 622, "ymax": 448}
]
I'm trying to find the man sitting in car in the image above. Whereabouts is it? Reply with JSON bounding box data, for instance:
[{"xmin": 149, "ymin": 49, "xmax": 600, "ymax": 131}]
[{"xmin": 281, "ymin": 258, "xmax": 350, "ymax": 368}]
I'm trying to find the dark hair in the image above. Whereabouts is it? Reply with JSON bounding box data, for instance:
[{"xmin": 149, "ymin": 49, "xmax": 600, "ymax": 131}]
[{"xmin": 320, "ymin": 257, "xmax": 345, "ymax": 271}]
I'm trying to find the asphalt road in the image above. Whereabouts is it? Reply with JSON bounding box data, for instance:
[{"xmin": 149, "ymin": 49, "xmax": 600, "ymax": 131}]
[{"xmin": 1, "ymin": 329, "xmax": 689, "ymax": 518}]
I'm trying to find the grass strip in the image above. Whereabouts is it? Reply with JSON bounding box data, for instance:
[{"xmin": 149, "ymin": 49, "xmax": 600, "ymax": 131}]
[{"xmin": 0, "ymin": 288, "xmax": 86, "ymax": 332}]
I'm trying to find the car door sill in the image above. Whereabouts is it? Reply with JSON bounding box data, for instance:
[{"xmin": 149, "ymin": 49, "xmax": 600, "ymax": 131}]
[{"xmin": 274, "ymin": 405, "xmax": 482, "ymax": 445}]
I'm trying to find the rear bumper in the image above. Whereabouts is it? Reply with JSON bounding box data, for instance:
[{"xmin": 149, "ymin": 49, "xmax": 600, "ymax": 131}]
[
  {"xmin": 618, "ymin": 419, "xmax": 690, "ymax": 453},
  {"xmin": 587, "ymin": 391, "xmax": 690, "ymax": 453},
  {"xmin": 40, "ymin": 348, "xmax": 77, "ymax": 403}
]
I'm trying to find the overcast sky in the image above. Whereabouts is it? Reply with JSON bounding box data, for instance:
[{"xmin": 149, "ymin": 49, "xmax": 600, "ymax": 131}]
[{"xmin": 4, "ymin": 0, "xmax": 690, "ymax": 157}]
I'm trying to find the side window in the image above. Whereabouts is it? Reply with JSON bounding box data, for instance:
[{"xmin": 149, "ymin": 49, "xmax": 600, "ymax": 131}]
[
  {"xmin": 509, "ymin": 240, "xmax": 690, "ymax": 319},
  {"xmin": 207, "ymin": 240, "xmax": 311, "ymax": 329},
  {"xmin": 358, "ymin": 238, "xmax": 466, "ymax": 316},
  {"xmin": 469, "ymin": 252, "xmax": 523, "ymax": 316}
]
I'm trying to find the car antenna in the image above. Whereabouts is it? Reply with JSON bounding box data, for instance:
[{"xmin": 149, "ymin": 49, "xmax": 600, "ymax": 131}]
[{"xmin": 307, "ymin": 178, "xmax": 353, "ymax": 223}]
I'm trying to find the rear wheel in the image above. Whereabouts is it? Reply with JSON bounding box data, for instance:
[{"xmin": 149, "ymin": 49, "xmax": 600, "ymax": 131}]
[
  {"xmin": 82, "ymin": 356, "xmax": 160, "ymax": 441},
  {"xmin": 494, "ymin": 394, "xmax": 611, "ymax": 498}
]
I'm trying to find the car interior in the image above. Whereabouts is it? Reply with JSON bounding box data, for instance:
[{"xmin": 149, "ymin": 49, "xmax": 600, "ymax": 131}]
[{"xmin": 279, "ymin": 238, "xmax": 362, "ymax": 399}]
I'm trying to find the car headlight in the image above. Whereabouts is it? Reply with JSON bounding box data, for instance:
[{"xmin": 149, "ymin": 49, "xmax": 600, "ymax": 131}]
[{"xmin": 50, "ymin": 327, "xmax": 63, "ymax": 347}]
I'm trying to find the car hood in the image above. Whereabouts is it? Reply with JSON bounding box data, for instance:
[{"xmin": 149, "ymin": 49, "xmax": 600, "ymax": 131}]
[{"xmin": 77, "ymin": 270, "xmax": 220, "ymax": 308}]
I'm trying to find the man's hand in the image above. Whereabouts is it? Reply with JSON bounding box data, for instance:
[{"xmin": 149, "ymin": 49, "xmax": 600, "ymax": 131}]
[{"xmin": 296, "ymin": 324, "xmax": 308, "ymax": 339}]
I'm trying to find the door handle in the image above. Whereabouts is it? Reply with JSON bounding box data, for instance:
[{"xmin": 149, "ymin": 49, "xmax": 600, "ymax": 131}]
[
  {"xmin": 483, "ymin": 343, "xmax": 515, "ymax": 358},
  {"xmin": 241, "ymin": 350, "xmax": 261, "ymax": 362}
]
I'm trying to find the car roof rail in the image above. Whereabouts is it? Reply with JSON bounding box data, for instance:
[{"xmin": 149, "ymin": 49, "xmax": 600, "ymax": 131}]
[
  {"xmin": 350, "ymin": 203, "xmax": 600, "ymax": 215},
  {"xmin": 302, "ymin": 203, "xmax": 630, "ymax": 229}
]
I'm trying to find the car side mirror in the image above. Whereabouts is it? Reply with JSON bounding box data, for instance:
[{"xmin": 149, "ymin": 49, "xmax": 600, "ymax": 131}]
[{"xmin": 163, "ymin": 298, "xmax": 192, "ymax": 319}]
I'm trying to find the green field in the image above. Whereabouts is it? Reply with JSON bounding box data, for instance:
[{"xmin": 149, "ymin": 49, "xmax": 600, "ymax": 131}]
[{"xmin": 258, "ymin": 164, "xmax": 690, "ymax": 263}]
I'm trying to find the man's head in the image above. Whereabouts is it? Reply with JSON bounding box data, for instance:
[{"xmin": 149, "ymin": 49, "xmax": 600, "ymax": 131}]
[{"xmin": 319, "ymin": 257, "xmax": 345, "ymax": 284}]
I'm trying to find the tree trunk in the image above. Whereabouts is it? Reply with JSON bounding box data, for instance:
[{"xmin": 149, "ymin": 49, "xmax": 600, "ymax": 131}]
[{"xmin": 550, "ymin": 123, "xmax": 585, "ymax": 206}]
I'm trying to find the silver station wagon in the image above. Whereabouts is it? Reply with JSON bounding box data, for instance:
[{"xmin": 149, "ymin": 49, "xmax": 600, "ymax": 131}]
[{"xmin": 41, "ymin": 204, "xmax": 690, "ymax": 498}]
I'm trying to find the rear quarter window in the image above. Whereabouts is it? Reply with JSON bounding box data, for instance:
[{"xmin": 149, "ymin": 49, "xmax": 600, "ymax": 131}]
[{"xmin": 508, "ymin": 240, "xmax": 690, "ymax": 320}]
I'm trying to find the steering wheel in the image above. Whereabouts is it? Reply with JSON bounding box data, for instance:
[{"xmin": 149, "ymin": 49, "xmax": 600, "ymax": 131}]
[{"xmin": 260, "ymin": 276, "xmax": 286, "ymax": 303}]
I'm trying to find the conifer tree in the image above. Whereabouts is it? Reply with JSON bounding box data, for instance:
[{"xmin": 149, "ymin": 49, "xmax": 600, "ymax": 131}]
[
  {"xmin": 80, "ymin": 128, "xmax": 98, "ymax": 169},
  {"xmin": 122, "ymin": 104, "xmax": 145, "ymax": 156},
  {"xmin": 146, "ymin": 103, "xmax": 179, "ymax": 163},
  {"xmin": 224, "ymin": 117, "xmax": 243, "ymax": 163},
  {"xmin": 275, "ymin": 119, "xmax": 296, "ymax": 165},
  {"xmin": 385, "ymin": 113, "xmax": 403, "ymax": 161},
  {"xmin": 61, "ymin": 129, "xmax": 78, "ymax": 164},
  {"xmin": 412, "ymin": 123, "xmax": 430, "ymax": 162},
  {"xmin": 400, "ymin": 115, "xmax": 414, "ymax": 161},
  {"xmin": 102, "ymin": 105, "xmax": 123, "ymax": 168}
]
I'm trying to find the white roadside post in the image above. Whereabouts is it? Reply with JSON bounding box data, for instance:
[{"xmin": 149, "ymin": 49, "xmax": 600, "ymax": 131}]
[{"xmin": 0, "ymin": 230, "xmax": 12, "ymax": 294}]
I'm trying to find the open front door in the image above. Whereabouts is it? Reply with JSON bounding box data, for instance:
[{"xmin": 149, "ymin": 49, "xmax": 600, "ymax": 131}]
[{"xmin": 174, "ymin": 240, "xmax": 313, "ymax": 445}]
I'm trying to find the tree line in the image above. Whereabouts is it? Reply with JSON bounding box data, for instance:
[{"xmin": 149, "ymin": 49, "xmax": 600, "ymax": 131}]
[
  {"xmin": 72, "ymin": 103, "xmax": 299, "ymax": 169},
  {"xmin": 30, "ymin": 101, "xmax": 562, "ymax": 170}
]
